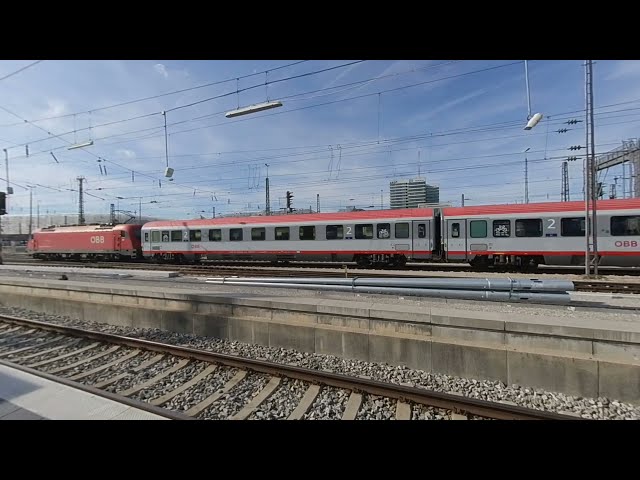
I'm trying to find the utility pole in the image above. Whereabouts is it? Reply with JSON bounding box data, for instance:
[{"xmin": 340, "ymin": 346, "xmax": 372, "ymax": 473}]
[
  {"xmin": 265, "ymin": 163, "xmax": 270, "ymax": 216},
  {"xmin": 380, "ymin": 189, "xmax": 383, "ymax": 209},
  {"xmin": 77, "ymin": 176, "xmax": 85, "ymax": 225},
  {"xmin": 316, "ymin": 193, "xmax": 320, "ymax": 213},
  {"xmin": 3, "ymin": 149, "xmax": 9, "ymax": 213},
  {"xmin": 461, "ymin": 193, "xmax": 465, "ymax": 207},
  {"xmin": 139, "ymin": 198, "xmax": 142, "ymax": 222},
  {"xmin": 28, "ymin": 187, "xmax": 33, "ymax": 239},
  {"xmin": 212, "ymin": 206, "xmax": 215, "ymax": 218},
  {"xmin": 585, "ymin": 60, "xmax": 598, "ymax": 276},
  {"xmin": 37, "ymin": 201, "xmax": 40, "ymax": 229},
  {"xmin": 110, "ymin": 203, "xmax": 115, "ymax": 224}
]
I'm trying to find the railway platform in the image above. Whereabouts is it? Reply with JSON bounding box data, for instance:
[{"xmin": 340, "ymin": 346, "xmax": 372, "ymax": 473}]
[
  {"xmin": 0, "ymin": 270, "xmax": 639, "ymax": 404},
  {"xmin": 0, "ymin": 362, "xmax": 166, "ymax": 420}
]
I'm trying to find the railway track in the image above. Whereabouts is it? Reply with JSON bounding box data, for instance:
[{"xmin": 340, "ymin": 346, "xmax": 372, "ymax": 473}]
[
  {"xmin": 5, "ymin": 254, "xmax": 640, "ymax": 276},
  {"xmin": 0, "ymin": 315, "xmax": 577, "ymax": 420}
]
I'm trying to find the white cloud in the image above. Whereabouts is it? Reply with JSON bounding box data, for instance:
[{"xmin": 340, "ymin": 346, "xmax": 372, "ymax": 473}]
[{"xmin": 154, "ymin": 63, "xmax": 168, "ymax": 79}]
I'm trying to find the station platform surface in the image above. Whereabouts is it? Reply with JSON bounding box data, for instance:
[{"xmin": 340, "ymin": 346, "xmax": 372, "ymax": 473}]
[{"xmin": 0, "ymin": 363, "xmax": 166, "ymax": 420}]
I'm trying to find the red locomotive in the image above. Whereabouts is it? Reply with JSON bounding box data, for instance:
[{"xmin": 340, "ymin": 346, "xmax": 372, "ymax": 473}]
[{"xmin": 27, "ymin": 223, "xmax": 142, "ymax": 261}]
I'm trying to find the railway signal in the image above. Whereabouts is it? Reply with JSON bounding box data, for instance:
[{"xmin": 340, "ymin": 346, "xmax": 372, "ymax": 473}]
[{"xmin": 286, "ymin": 191, "xmax": 293, "ymax": 213}]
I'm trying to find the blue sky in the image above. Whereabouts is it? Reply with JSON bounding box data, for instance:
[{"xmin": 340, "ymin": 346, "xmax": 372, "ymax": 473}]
[{"xmin": 0, "ymin": 59, "xmax": 639, "ymax": 220}]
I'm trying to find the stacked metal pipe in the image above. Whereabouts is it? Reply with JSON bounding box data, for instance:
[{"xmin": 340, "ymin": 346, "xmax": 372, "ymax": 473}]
[{"xmin": 205, "ymin": 276, "xmax": 575, "ymax": 304}]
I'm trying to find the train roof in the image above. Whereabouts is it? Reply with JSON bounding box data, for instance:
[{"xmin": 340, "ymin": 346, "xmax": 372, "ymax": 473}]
[
  {"xmin": 443, "ymin": 198, "xmax": 640, "ymax": 216},
  {"xmin": 143, "ymin": 208, "xmax": 436, "ymax": 228},
  {"xmin": 34, "ymin": 223, "xmax": 141, "ymax": 233}
]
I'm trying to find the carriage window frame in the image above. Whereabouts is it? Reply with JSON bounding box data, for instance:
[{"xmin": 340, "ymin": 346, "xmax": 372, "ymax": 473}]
[
  {"xmin": 515, "ymin": 219, "xmax": 543, "ymax": 237},
  {"xmin": 208, "ymin": 229, "xmax": 222, "ymax": 242},
  {"xmin": 251, "ymin": 227, "xmax": 266, "ymax": 241},
  {"xmin": 189, "ymin": 230, "xmax": 201, "ymax": 242},
  {"xmin": 230, "ymin": 228, "xmax": 243, "ymax": 241},
  {"xmin": 170, "ymin": 230, "xmax": 182, "ymax": 242},
  {"xmin": 161, "ymin": 231, "xmax": 170, "ymax": 242},
  {"xmin": 395, "ymin": 223, "xmax": 410, "ymax": 239},
  {"xmin": 451, "ymin": 222, "xmax": 460, "ymax": 238},
  {"xmin": 377, "ymin": 223, "xmax": 391, "ymax": 239},
  {"xmin": 299, "ymin": 225, "xmax": 316, "ymax": 240},
  {"xmin": 144, "ymin": 232, "xmax": 149, "ymax": 242},
  {"xmin": 355, "ymin": 224, "xmax": 374, "ymax": 239},
  {"xmin": 275, "ymin": 226, "xmax": 290, "ymax": 240},
  {"xmin": 560, "ymin": 217, "xmax": 586, "ymax": 237},
  {"xmin": 469, "ymin": 220, "xmax": 487, "ymax": 238},
  {"xmin": 611, "ymin": 215, "xmax": 640, "ymax": 236},
  {"xmin": 492, "ymin": 220, "xmax": 511, "ymax": 238},
  {"xmin": 326, "ymin": 225, "xmax": 343, "ymax": 240},
  {"xmin": 151, "ymin": 231, "xmax": 160, "ymax": 243}
]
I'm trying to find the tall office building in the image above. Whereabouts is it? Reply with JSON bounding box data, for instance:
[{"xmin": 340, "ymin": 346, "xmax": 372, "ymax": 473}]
[{"xmin": 390, "ymin": 178, "xmax": 439, "ymax": 208}]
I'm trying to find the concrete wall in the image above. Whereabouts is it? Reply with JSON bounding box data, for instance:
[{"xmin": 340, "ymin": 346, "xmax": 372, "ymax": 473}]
[{"xmin": 1, "ymin": 277, "xmax": 639, "ymax": 404}]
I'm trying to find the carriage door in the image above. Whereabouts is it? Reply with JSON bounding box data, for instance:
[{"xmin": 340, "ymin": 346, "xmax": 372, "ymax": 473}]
[
  {"xmin": 411, "ymin": 220, "xmax": 431, "ymax": 259},
  {"xmin": 467, "ymin": 218, "xmax": 490, "ymax": 260},
  {"xmin": 445, "ymin": 219, "xmax": 467, "ymax": 261},
  {"xmin": 149, "ymin": 230, "xmax": 161, "ymax": 253}
]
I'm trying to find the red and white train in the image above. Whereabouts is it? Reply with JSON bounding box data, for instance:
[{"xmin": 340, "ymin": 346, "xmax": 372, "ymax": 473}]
[{"xmin": 26, "ymin": 198, "xmax": 640, "ymax": 271}]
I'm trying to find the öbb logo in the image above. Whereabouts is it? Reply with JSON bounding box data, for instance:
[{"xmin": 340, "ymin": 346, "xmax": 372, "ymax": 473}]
[
  {"xmin": 615, "ymin": 240, "xmax": 638, "ymax": 248},
  {"xmin": 90, "ymin": 236, "xmax": 105, "ymax": 244}
]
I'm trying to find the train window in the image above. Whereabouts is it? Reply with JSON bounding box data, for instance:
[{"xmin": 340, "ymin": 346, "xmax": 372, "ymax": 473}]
[
  {"xmin": 251, "ymin": 227, "xmax": 266, "ymax": 241},
  {"xmin": 151, "ymin": 231, "xmax": 160, "ymax": 242},
  {"xmin": 492, "ymin": 220, "xmax": 510, "ymax": 237},
  {"xmin": 120, "ymin": 231, "xmax": 126, "ymax": 238},
  {"xmin": 515, "ymin": 219, "xmax": 543, "ymax": 237},
  {"xmin": 469, "ymin": 221, "xmax": 487, "ymax": 238},
  {"xmin": 395, "ymin": 223, "xmax": 410, "ymax": 238},
  {"xmin": 611, "ymin": 216, "xmax": 640, "ymax": 236},
  {"xmin": 299, "ymin": 225, "xmax": 316, "ymax": 240},
  {"xmin": 355, "ymin": 224, "xmax": 374, "ymax": 239},
  {"xmin": 275, "ymin": 227, "xmax": 290, "ymax": 240},
  {"xmin": 189, "ymin": 230, "xmax": 201, "ymax": 242},
  {"xmin": 561, "ymin": 217, "xmax": 585, "ymax": 237},
  {"xmin": 209, "ymin": 229, "xmax": 221, "ymax": 242},
  {"xmin": 377, "ymin": 223, "xmax": 391, "ymax": 239},
  {"xmin": 162, "ymin": 231, "xmax": 170, "ymax": 242},
  {"xmin": 451, "ymin": 223, "xmax": 460, "ymax": 238},
  {"xmin": 170, "ymin": 230, "xmax": 182, "ymax": 242},
  {"xmin": 418, "ymin": 224, "xmax": 426, "ymax": 238},
  {"xmin": 144, "ymin": 232, "xmax": 149, "ymax": 242},
  {"xmin": 326, "ymin": 225, "xmax": 343, "ymax": 240},
  {"xmin": 230, "ymin": 228, "xmax": 243, "ymax": 241}
]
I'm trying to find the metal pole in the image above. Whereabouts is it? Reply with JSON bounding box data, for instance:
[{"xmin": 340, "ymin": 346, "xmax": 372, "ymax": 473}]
[
  {"xmin": 139, "ymin": 197, "xmax": 142, "ymax": 222},
  {"xmin": 265, "ymin": 163, "xmax": 270, "ymax": 216},
  {"xmin": 586, "ymin": 60, "xmax": 598, "ymax": 276},
  {"xmin": 622, "ymin": 162, "xmax": 626, "ymax": 199},
  {"xmin": 163, "ymin": 111, "xmax": 169, "ymax": 168},
  {"xmin": 461, "ymin": 194, "xmax": 465, "ymax": 207},
  {"xmin": 29, "ymin": 188, "xmax": 32, "ymax": 239},
  {"xmin": 37, "ymin": 201, "xmax": 40, "ymax": 228},
  {"xmin": 524, "ymin": 60, "xmax": 532, "ymax": 119},
  {"xmin": 525, "ymin": 154, "xmax": 529, "ymax": 203},
  {"xmin": 3, "ymin": 149, "xmax": 8, "ymax": 213},
  {"xmin": 380, "ymin": 189, "xmax": 383, "ymax": 209}
]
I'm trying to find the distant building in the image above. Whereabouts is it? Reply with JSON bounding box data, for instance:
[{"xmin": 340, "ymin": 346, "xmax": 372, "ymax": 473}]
[
  {"xmin": 390, "ymin": 178, "xmax": 439, "ymax": 209},
  {"xmin": 426, "ymin": 184, "xmax": 440, "ymax": 204}
]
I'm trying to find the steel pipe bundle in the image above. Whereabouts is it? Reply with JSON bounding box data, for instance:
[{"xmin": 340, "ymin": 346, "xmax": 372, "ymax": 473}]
[{"xmin": 205, "ymin": 276, "xmax": 574, "ymax": 304}]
